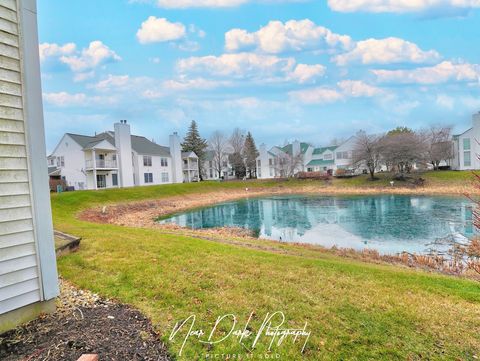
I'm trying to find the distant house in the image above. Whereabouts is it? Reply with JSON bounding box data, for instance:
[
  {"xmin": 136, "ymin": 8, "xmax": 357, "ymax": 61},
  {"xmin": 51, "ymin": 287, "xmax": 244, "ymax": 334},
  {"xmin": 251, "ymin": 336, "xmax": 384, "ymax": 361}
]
[
  {"xmin": 48, "ymin": 122, "xmax": 200, "ymax": 190},
  {"xmin": 452, "ymin": 112, "xmax": 480, "ymax": 170},
  {"xmin": 203, "ymin": 150, "xmax": 234, "ymax": 180},
  {"xmin": 257, "ymin": 137, "xmax": 364, "ymax": 179},
  {"xmin": 1, "ymin": 0, "xmax": 59, "ymax": 333}
]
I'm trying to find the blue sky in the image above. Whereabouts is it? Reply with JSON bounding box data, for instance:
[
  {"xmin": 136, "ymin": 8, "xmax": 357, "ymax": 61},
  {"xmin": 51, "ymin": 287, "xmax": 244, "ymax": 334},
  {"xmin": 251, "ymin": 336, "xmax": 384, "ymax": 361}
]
[{"xmin": 38, "ymin": 0, "xmax": 480, "ymax": 152}]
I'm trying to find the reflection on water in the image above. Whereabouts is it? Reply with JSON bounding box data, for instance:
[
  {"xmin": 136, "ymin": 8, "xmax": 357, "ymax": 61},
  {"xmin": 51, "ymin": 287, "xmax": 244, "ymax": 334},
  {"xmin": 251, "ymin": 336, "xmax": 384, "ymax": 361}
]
[{"xmin": 159, "ymin": 195, "xmax": 474, "ymax": 255}]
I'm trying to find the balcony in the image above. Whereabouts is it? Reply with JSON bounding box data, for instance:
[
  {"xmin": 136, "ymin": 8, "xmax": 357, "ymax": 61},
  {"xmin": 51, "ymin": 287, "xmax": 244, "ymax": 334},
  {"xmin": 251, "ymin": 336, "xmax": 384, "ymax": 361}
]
[
  {"xmin": 85, "ymin": 159, "xmax": 118, "ymax": 170},
  {"xmin": 183, "ymin": 161, "xmax": 198, "ymax": 170}
]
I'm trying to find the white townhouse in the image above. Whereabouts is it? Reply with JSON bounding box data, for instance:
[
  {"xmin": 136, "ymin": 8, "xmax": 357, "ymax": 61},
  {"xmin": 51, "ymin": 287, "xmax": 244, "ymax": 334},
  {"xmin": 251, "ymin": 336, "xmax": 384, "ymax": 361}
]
[
  {"xmin": 257, "ymin": 137, "xmax": 363, "ymax": 179},
  {"xmin": 203, "ymin": 149, "xmax": 235, "ymax": 180},
  {"xmin": 452, "ymin": 112, "xmax": 480, "ymax": 170},
  {"xmin": 48, "ymin": 121, "xmax": 200, "ymax": 190},
  {"xmin": 1, "ymin": 0, "xmax": 59, "ymax": 333},
  {"xmin": 257, "ymin": 141, "xmax": 313, "ymax": 179}
]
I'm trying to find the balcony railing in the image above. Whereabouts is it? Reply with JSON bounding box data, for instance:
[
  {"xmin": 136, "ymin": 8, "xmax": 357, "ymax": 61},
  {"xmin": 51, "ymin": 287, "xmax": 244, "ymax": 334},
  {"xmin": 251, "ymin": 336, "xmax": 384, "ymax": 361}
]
[
  {"xmin": 85, "ymin": 159, "xmax": 118, "ymax": 169},
  {"xmin": 183, "ymin": 163, "xmax": 198, "ymax": 170}
]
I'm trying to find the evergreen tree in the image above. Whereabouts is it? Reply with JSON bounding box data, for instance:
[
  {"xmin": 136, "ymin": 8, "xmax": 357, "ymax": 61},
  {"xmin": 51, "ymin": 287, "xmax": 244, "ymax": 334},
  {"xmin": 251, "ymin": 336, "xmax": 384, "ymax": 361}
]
[
  {"xmin": 229, "ymin": 152, "xmax": 247, "ymax": 179},
  {"xmin": 182, "ymin": 120, "xmax": 208, "ymax": 181},
  {"xmin": 244, "ymin": 132, "xmax": 259, "ymax": 178}
]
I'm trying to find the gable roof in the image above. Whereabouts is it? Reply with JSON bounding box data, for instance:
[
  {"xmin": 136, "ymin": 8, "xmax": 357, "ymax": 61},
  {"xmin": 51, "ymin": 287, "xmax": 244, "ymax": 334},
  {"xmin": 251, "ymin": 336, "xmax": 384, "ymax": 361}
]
[
  {"xmin": 453, "ymin": 127, "xmax": 473, "ymax": 138},
  {"xmin": 66, "ymin": 131, "xmax": 171, "ymax": 156},
  {"xmin": 313, "ymin": 145, "xmax": 338, "ymax": 155},
  {"xmin": 182, "ymin": 151, "xmax": 198, "ymax": 158},
  {"xmin": 280, "ymin": 142, "xmax": 311, "ymax": 155},
  {"xmin": 131, "ymin": 135, "xmax": 170, "ymax": 156},
  {"xmin": 307, "ymin": 159, "xmax": 335, "ymax": 167}
]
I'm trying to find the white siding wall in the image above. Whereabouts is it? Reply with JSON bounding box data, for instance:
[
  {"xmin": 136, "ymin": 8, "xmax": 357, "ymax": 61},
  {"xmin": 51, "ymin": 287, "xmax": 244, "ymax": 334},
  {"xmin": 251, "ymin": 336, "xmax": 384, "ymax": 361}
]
[
  {"xmin": 136, "ymin": 154, "xmax": 173, "ymax": 186},
  {"xmin": 51, "ymin": 134, "xmax": 87, "ymax": 189},
  {"xmin": 0, "ymin": 0, "xmax": 42, "ymax": 315}
]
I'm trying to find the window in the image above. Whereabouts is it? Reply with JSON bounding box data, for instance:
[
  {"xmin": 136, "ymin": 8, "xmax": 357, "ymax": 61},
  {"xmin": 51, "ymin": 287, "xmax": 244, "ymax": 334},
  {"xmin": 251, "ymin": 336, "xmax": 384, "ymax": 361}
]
[
  {"xmin": 210, "ymin": 169, "xmax": 213, "ymax": 178},
  {"xmin": 56, "ymin": 156, "xmax": 65, "ymax": 167},
  {"xmin": 324, "ymin": 153, "xmax": 332, "ymax": 160},
  {"xmin": 209, "ymin": 161, "xmax": 213, "ymax": 167},
  {"xmin": 161, "ymin": 158, "xmax": 168, "ymax": 167},
  {"xmin": 463, "ymin": 138, "xmax": 471, "ymax": 150},
  {"xmin": 257, "ymin": 160, "xmax": 261, "ymax": 167},
  {"xmin": 48, "ymin": 157, "xmax": 55, "ymax": 166},
  {"xmin": 336, "ymin": 151, "xmax": 350, "ymax": 160},
  {"xmin": 144, "ymin": 173, "xmax": 153, "ymax": 183},
  {"xmin": 269, "ymin": 159, "xmax": 273, "ymax": 166},
  {"xmin": 161, "ymin": 172, "xmax": 169, "ymax": 183},
  {"xmin": 143, "ymin": 155, "xmax": 152, "ymax": 167},
  {"xmin": 464, "ymin": 151, "xmax": 472, "ymax": 167},
  {"xmin": 112, "ymin": 174, "xmax": 118, "ymax": 186}
]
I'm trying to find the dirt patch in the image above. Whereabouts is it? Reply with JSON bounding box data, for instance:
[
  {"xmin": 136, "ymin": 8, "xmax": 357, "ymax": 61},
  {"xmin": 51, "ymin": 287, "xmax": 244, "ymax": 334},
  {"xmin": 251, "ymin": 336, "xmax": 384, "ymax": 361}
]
[{"xmin": 0, "ymin": 280, "xmax": 170, "ymax": 361}]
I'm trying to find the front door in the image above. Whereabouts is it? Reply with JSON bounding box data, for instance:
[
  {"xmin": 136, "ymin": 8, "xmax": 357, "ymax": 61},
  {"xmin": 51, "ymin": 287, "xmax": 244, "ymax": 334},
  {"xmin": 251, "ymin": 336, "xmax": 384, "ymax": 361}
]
[
  {"xmin": 96, "ymin": 174, "xmax": 106, "ymax": 188},
  {"xmin": 112, "ymin": 173, "xmax": 118, "ymax": 187}
]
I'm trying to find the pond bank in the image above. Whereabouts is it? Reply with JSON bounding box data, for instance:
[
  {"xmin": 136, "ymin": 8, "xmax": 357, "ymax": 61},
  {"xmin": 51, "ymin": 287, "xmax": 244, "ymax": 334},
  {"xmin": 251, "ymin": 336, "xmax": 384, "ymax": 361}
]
[
  {"xmin": 81, "ymin": 183, "xmax": 475, "ymax": 229},
  {"xmin": 79, "ymin": 183, "xmax": 480, "ymax": 280}
]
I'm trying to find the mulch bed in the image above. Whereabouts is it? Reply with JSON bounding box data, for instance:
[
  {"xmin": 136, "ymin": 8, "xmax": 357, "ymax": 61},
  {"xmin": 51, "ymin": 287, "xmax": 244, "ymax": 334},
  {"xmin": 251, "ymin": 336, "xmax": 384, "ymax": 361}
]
[{"xmin": 0, "ymin": 281, "xmax": 171, "ymax": 361}]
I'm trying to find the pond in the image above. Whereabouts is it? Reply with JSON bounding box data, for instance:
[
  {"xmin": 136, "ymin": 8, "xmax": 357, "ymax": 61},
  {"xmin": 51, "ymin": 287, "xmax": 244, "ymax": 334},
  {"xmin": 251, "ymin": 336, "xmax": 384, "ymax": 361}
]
[{"xmin": 159, "ymin": 195, "xmax": 475, "ymax": 255}]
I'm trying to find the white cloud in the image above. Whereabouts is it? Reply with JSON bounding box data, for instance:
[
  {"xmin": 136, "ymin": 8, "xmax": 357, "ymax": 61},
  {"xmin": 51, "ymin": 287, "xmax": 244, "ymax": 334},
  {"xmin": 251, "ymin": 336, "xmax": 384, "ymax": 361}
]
[
  {"xmin": 334, "ymin": 37, "xmax": 440, "ymax": 66},
  {"xmin": 163, "ymin": 78, "xmax": 232, "ymax": 90},
  {"xmin": 289, "ymin": 87, "xmax": 344, "ymax": 104},
  {"xmin": 225, "ymin": 19, "xmax": 352, "ymax": 54},
  {"xmin": 177, "ymin": 52, "xmax": 325, "ymax": 84},
  {"xmin": 435, "ymin": 94, "xmax": 480, "ymax": 110},
  {"xmin": 73, "ymin": 71, "xmax": 95, "ymax": 82},
  {"xmin": 136, "ymin": 17, "xmax": 186, "ymax": 44},
  {"xmin": 327, "ymin": 0, "xmax": 480, "ymax": 14},
  {"xmin": 176, "ymin": 40, "xmax": 201, "ymax": 52},
  {"xmin": 177, "ymin": 52, "xmax": 295, "ymax": 79},
  {"xmin": 146, "ymin": 0, "xmax": 299, "ymax": 9},
  {"xmin": 290, "ymin": 80, "xmax": 384, "ymax": 104},
  {"xmin": 60, "ymin": 41, "xmax": 121, "ymax": 73},
  {"xmin": 289, "ymin": 64, "xmax": 326, "ymax": 84},
  {"xmin": 373, "ymin": 61, "xmax": 480, "ymax": 84},
  {"xmin": 43, "ymin": 91, "xmax": 118, "ymax": 107},
  {"xmin": 95, "ymin": 75, "xmax": 132, "ymax": 90},
  {"xmin": 43, "ymin": 92, "xmax": 88, "ymax": 107},
  {"xmin": 436, "ymin": 94, "xmax": 455, "ymax": 109},
  {"xmin": 93, "ymin": 74, "xmax": 157, "ymax": 94},
  {"xmin": 157, "ymin": 0, "xmax": 246, "ymax": 8},
  {"xmin": 93, "ymin": 74, "xmax": 230, "ymax": 100},
  {"xmin": 39, "ymin": 42, "xmax": 76, "ymax": 62},
  {"xmin": 338, "ymin": 80, "xmax": 384, "ymax": 97}
]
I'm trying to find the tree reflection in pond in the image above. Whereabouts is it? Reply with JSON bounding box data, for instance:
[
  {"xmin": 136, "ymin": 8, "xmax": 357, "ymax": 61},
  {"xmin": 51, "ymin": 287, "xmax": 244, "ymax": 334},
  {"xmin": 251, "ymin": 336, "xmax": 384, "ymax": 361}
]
[{"xmin": 160, "ymin": 195, "xmax": 474, "ymax": 255}]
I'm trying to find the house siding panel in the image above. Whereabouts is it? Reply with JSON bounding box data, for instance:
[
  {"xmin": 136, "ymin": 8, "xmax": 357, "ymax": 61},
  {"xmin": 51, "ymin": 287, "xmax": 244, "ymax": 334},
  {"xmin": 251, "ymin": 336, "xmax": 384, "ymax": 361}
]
[
  {"xmin": 0, "ymin": 0, "xmax": 41, "ymax": 315},
  {"xmin": 0, "ymin": 289, "xmax": 41, "ymax": 314},
  {"xmin": 0, "ymin": 265, "xmax": 37, "ymax": 288}
]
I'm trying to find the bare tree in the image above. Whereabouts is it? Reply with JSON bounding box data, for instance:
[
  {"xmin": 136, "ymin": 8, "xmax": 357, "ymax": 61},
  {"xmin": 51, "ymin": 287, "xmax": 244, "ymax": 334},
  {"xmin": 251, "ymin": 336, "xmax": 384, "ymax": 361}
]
[
  {"xmin": 352, "ymin": 131, "xmax": 384, "ymax": 180},
  {"xmin": 273, "ymin": 151, "xmax": 304, "ymax": 178},
  {"xmin": 423, "ymin": 125, "xmax": 453, "ymax": 170},
  {"xmin": 229, "ymin": 128, "xmax": 246, "ymax": 178},
  {"xmin": 381, "ymin": 129, "xmax": 428, "ymax": 178},
  {"xmin": 209, "ymin": 131, "xmax": 228, "ymax": 178}
]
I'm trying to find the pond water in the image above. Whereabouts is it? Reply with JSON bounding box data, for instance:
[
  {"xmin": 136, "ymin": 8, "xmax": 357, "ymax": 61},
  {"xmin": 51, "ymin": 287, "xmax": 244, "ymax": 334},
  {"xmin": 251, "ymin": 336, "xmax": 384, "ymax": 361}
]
[{"xmin": 159, "ymin": 195, "xmax": 475, "ymax": 255}]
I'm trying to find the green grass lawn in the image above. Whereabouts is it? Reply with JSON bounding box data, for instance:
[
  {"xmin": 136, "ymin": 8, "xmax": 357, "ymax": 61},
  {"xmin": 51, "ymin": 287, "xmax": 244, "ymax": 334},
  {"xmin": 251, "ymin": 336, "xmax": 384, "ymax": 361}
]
[
  {"xmin": 332, "ymin": 169, "xmax": 474, "ymax": 188},
  {"xmin": 52, "ymin": 172, "xmax": 480, "ymax": 360}
]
